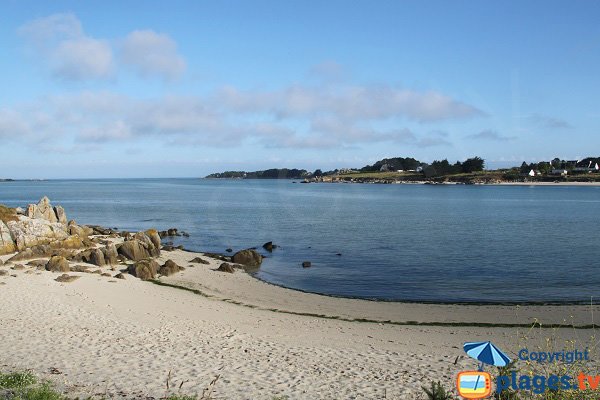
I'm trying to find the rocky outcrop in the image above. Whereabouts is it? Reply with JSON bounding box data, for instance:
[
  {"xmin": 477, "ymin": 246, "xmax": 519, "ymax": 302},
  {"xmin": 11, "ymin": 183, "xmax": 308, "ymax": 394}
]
[
  {"xmin": 117, "ymin": 232, "xmax": 160, "ymax": 261},
  {"xmin": 158, "ymin": 259, "xmax": 184, "ymax": 276},
  {"xmin": 46, "ymin": 256, "xmax": 70, "ymax": 272},
  {"xmin": 68, "ymin": 220, "xmax": 93, "ymax": 237},
  {"xmin": 26, "ymin": 196, "xmax": 66, "ymax": 224},
  {"xmin": 0, "ymin": 221, "xmax": 16, "ymax": 255},
  {"xmin": 6, "ymin": 217, "xmax": 68, "ymax": 252},
  {"xmin": 232, "ymin": 249, "xmax": 263, "ymax": 267},
  {"xmin": 145, "ymin": 229, "xmax": 161, "ymax": 250},
  {"xmin": 127, "ymin": 259, "xmax": 159, "ymax": 280}
]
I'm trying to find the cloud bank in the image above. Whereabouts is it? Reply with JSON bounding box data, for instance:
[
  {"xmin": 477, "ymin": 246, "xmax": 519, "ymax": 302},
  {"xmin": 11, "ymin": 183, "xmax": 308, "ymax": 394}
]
[{"xmin": 18, "ymin": 13, "xmax": 185, "ymax": 81}]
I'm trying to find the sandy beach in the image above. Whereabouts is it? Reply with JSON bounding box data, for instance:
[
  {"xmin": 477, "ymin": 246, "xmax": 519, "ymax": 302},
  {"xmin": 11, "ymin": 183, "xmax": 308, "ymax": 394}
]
[{"xmin": 1, "ymin": 244, "xmax": 596, "ymax": 399}]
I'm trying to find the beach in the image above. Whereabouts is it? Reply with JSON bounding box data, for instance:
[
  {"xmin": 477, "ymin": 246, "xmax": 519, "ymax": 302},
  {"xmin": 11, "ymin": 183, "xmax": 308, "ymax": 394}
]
[{"xmin": 1, "ymin": 244, "xmax": 596, "ymax": 399}]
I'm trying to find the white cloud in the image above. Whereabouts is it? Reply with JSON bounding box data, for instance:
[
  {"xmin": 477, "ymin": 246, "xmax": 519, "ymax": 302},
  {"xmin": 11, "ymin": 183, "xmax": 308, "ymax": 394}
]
[
  {"xmin": 216, "ymin": 85, "xmax": 483, "ymax": 122},
  {"xmin": 466, "ymin": 130, "xmax": 516, "ymax": 142},
  {"xmin": 18, "ymin": 13, "xmax": 114, "ymax": 80},
  {"xmin": 120, "ymin": 30, "xmax": 186, "ymax": 80}
]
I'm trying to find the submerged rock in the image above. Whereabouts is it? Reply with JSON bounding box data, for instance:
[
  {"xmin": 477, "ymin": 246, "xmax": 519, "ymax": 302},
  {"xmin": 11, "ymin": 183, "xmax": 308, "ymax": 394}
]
[
  {"xmin": 302, "ymin": 261, "xmax": 312, "ymax": 268},
  {"xmin": 262, "ymin": 241, "xmax": 277, "ymax": 252}
]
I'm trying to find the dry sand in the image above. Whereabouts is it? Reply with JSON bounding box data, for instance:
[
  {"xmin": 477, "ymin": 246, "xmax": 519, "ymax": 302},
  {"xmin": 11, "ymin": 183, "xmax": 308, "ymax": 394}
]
[{"xmin": 0, "ymin": 248, "xmax": 596, "ymax": 399}]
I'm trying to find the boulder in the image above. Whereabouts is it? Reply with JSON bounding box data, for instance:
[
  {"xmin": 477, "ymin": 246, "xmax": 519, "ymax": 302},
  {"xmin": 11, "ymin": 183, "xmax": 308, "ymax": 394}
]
[
  {"xmin": 158, "ymin": 259, "xmax": 184, "ymax": 276},
  {"xmin": 302, "ymin": 261, "xmax": 312, "ymax": 268},
  {"xmin": 117, "ymin": 239, "xmax": 153, "ymax": 261},
  {"xmin": 216, "ymin": 263, "xmax": 235, "ymax": 273},
  {"xmin": 127, "ymin": 259, "xmax": 159, "ymax": 280},
  {"xmin": 26, "ymin": 259, "xmax": 47, "ymax": 267},
  {"xmin": 46, "ymin": 256, "xmax": 70, "ymax": 272},
  {"xmin": 145, "ymin": 229, "xmax": 161, "ymax": 250},
  {"xmin": 0, "ymin": 221, "xmax": 16, "ymax": 255},
  {"xmin": 55, "ymin": 274, "xmax": 79, "ymax": 283},
  {"xmin": 58, "ymin": 235, "xmax": 85, "ymax": 249},
  {"xmin": 232, "ymin": 249, "xmax": 263, "ymax": 267},
  {"xmin": 53, "ymin": 206, "xmax": 68, "ymax": 225},
  {"xmin": 6, "ymin": 216, "xmax": 68, "ymax": 251},
  {"xmin": 189, "ymin": 257, "xmax": 209, "ymax": 265},
  {"xmin": 114, "ymin": 273, "xmax": 125, "ymax": 279},
  {"xmin": 0, "ymin": 270, "xmax": 8, "ymax": 276},
  {"xmin": 102, "ymin": 243, "xmax": 119, "ymax": 265},
  {"xmin": 68, "ymin": 220, "xmax": 93, "ymax": 237},
  {"xmin": 88, "ymin": 248, "xmax": 106, "ymax": 267}
]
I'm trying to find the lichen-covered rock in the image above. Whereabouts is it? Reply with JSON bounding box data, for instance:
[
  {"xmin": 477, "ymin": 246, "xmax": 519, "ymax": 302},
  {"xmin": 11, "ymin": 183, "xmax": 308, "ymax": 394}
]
[
  {"xmin": 46, "ymin": 256, "xmax": 70, "ymax": 272},
  {"xmin": 158, "ymin": 259, "xmax": 184, "ymax": 276},
  {"xmin": 26, "ymin": 196, "xmax": 59, "ymax": 223},
  {"xmin": 88, "ymin": 248, "xmax": 106, "ymax": 266},
  {"xmin": 6, "ymin": 216, "xmax": 68, "ymax": 251},
  {"xmin": 232, "ymin": 249, "xmax": 263, "ymax": 267},
  {"xmin": 127, "ymin": 259, "xmax": 159, "ymax": 280},
  {"xmin": 145, "ymin": 229, "xmax": 161, "ymax": 250},
  {"xmin": 102, "ymin": 243, "xmax": 119, "ymax": 265},
  {"xmin": 0, "ymin": 221, "xmax": 16, "ymax": 255},
  {"xmin": 117, "ymin": 239, "xmax": 153, "ymax": 261},
  {"xmin": 68, "ymin": 220, "xmax": 93, "ymax": 237},
  {"xmin": 53, "ymin": 206, "xmax": 68, "ymax": 224}
]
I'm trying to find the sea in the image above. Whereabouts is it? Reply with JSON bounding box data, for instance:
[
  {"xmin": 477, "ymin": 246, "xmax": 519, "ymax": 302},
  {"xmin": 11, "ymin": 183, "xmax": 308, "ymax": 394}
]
[{"xmin": 1, "ymin": 178, "xmax": 599, "ymax": 303}]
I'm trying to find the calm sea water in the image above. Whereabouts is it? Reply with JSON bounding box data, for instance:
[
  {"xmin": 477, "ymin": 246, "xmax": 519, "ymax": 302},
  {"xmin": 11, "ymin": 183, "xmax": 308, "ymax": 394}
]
[{"xmin": 1, "ymin": 178, "xmax": 599, "ymax": 303}]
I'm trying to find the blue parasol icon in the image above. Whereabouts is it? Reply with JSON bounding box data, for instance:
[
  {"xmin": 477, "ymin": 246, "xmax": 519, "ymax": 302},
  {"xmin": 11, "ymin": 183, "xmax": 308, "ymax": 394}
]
[{"xmin": 463, "ymin": 341, "xmax": 511, "ymax": 369}]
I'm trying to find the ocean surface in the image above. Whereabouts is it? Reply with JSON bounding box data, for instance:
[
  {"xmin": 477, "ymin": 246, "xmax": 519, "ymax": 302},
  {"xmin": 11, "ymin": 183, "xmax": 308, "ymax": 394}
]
[{"xmin": 1, "ymin": 178, "xmax": 600, "ymax": 303}]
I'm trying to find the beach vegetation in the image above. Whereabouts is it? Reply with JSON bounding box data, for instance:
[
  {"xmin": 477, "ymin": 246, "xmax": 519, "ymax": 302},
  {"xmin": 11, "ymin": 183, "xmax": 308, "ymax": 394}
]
[
  {"xmin": 0, "ymin": 371, "xmax": 64, "ymax": 400},
  {"xmin": 0, "ymin": 205, "xmax": 18, "ymax": 223},
  {"xmin": 421, "ymin": 380, "xmax": 455, "ymax": 399}
]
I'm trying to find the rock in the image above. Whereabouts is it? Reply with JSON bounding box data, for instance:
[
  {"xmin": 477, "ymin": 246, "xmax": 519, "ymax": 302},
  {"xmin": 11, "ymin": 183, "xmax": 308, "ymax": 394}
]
[
  {"xmin": 88, "ymin": 225, "xmax": 116, "ymax": 235},
  {"xmin": 6, "ymin": 216, "xmax": 68, "ymax": 251},
  {"xmin": 0, "ymin": 258, "xmax": 3, "ymax": 266},
  {"xmin": 226, "ymin": 248, "xmax": 233, "ymax": 253},
  {"xmin": 88, "ymin": 248, "xmax": 106, "ymax": 267},
  {"xmin": 158, "ymin": 259, "xmax": 184, "ymax": 276},
  {"xmin": 0, "ymin": 270, "xmax": 8, "ymax": 276},
  {"xmin": 262, "ymin": 241, "xmax": 277, "ymax": 252},
  {"xmin": 216, "ymin": 263, "xmax": 235, "ymax": 273},
  {"xmin": 70, "ymin": 265, "xmax": 90, "ymax": 273},
  {"xmin": 27, "ymin": 259, "xmax": 47, "ymax": 267},
  {"xmin": 101, "ymin": 272, "xmax": 111, "ymax": 277},
  {"xmin": 232, "ymin": 249, "xmax": 263, "ymax": 267},
  {"xmin": 46, "ymin": 256, "xmax": 70, "ymax": 272},
  {"xmin": 58, "ymin": 235, "xmax": 85, "ymax": 249},
  {"xmin": 55, "ymin": 274, "xmax": 79, "ymax": 283},
  {"xmin": 26, "ymin": 196, "xmax": 58, "ymax": 223},
  {"xmin": 189, "ymin": 257, "xmax": 209, "ymax": 265},
  {"xmin": 159, "ymin": 228, "xmax": 180, "ymax": 238},
  {"xmin": 114, "ymin": 273, "xmax": 125, "ymax": 280},
  {"xmin": 14, "ymin": 207, "xmax": 25, "ymax": 215},
  {"xmin": 302, "ymin": 261, "xmax": 312, "ymax": 268},
  {"xmin": 203, "ymin": 253, "xmax": 231, "ymax": 262},
  {"xmin": 102, "ymin": 243, "xmax": 119, "ymax": 265},
  {"xmin": 53, "ymin": 206, "xmax": 68, "ymax": 225},
  {"xmin": 67, "ymin": 220, "xmax": 93, "ymax": 237},
  {"xmin": 127, "ymin": 259, "xmax": 159, "ymax": 281},
  {"xmin": 182, "ymin": 232, "xmax": 190, "ymax": 237},
  {"xmin": 11, "ymin": 264, "xmax": 25, "ymax": 270},
  {"xmin": 145, "ymin": 229, "xmax": 161, "ymax": 250},
  {"xmin": 118, "ymin": 239, "xmax": 156, "ymax": 261},
  {"xmin": 0, "ymin": 221, "xmax": 16, "ymax": 255}
]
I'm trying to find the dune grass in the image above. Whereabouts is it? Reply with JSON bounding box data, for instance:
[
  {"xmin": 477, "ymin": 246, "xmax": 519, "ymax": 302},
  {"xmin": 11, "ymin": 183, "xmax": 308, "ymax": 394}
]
[{"xmin": 0, "ymin": 205, "xmax": 17, "ymax": 224}]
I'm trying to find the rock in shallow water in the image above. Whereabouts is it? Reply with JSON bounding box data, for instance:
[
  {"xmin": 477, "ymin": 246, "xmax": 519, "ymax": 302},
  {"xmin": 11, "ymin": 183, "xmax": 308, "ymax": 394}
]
[{"xmin": 232, "ymin": 249, "xmax": 262, "ymax": 267}]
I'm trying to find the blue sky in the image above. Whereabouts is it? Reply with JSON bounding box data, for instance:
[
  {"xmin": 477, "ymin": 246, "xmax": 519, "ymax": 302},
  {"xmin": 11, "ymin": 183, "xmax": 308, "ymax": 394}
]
[{"xmin": 1, "ymin": 0, "xmax": 599, "ymax": 178}]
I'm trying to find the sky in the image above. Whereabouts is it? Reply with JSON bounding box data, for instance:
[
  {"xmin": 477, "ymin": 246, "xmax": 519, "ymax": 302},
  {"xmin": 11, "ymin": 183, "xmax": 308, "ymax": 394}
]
[{"xmin": 1, "ymin": 0, "xmax": 599, "ymax": 179}]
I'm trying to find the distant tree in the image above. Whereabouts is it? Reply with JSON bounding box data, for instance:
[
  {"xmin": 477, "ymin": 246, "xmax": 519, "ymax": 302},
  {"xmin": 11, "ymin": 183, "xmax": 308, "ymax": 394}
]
[
  {"xmin": 461, "ymin": 157, "xmax": 485, "ymax": 173},
  {"xmin": 313, "ymin": 169, "xmax": 323, "ymax": 177},
  {"xmin": 536, "ymin": 162, "xmax": 551, "ymax": 175},
  {"xmin": 423, "ymin": 165, "xmax": 438, "ymax": 178},
  {"xmin": 520, "ymin": 162, "xmax": 529, "ymax": 174}
]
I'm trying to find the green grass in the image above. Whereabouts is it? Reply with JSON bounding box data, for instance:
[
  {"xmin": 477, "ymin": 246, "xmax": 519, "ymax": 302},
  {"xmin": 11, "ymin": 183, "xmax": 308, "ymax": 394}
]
[
  {"xmin": 0, "ymin": 371, "xmax": 64, "ymax": 400},
  {"xmin": 0, "ymin": 371, "xmax": 37, "ymax": 389}
]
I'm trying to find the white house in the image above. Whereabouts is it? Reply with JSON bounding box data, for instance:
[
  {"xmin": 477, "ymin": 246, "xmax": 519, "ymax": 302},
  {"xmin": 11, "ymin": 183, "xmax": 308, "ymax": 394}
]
[{"xmin": 551, "ymin": 169, "xmax": 568, "ymax": 176}]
